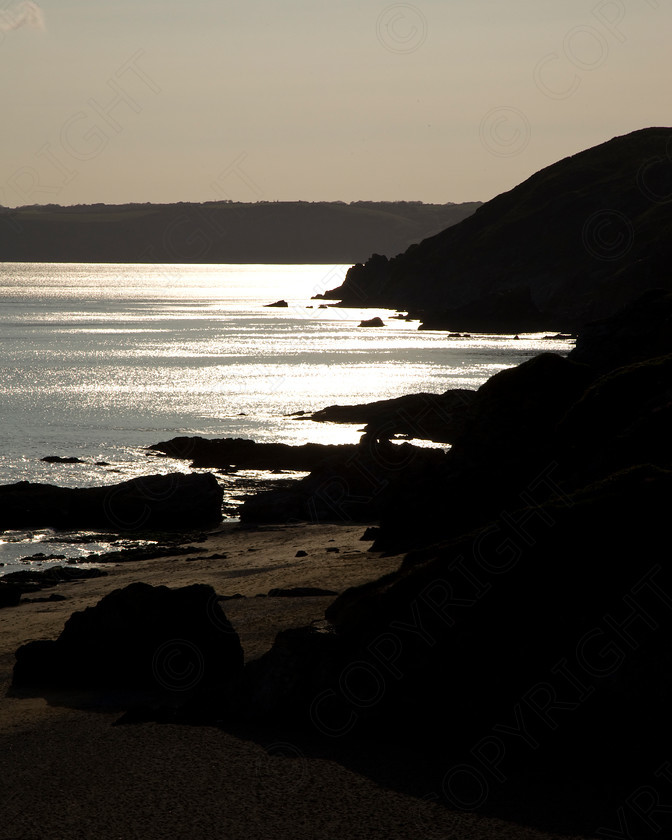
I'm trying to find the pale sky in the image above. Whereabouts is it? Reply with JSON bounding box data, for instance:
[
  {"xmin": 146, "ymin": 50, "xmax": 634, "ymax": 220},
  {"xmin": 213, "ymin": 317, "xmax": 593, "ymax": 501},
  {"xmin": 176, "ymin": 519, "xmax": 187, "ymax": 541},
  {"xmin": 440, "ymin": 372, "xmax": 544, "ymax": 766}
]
[{"xmin": 1, "ymin": 0, "xmax": 670, "ymax": 207}]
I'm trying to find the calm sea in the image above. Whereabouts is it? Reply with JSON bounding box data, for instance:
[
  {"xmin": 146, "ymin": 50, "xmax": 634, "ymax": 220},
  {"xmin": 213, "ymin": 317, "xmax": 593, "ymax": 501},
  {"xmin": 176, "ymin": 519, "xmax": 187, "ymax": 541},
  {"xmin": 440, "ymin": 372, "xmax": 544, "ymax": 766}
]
[{"xmin": 0, "ymin": 262, "xmax": 573, "ymax": 572}]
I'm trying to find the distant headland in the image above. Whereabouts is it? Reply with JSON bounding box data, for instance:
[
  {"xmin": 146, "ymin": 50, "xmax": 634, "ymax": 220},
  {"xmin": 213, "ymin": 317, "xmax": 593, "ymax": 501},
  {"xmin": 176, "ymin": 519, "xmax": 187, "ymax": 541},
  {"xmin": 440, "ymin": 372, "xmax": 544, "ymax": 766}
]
[
  {"xmin": 0, "ymin": 200, "xmax": 480, "ymax": 265},
  {"xmin": 323, "ymin": 127, "xmax": 672, "ymax": 332}
]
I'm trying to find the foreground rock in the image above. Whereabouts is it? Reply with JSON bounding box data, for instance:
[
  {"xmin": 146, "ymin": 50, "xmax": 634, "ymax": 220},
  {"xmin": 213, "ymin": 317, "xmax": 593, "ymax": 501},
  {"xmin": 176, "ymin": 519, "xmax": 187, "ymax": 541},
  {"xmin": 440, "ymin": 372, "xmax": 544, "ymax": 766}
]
[
  {"xmin": 12, "ymin": 582, "xmax": 244, "ymax": 706},
  {"xmin": 231, "ymin": 465, "xmax": 672, "ymax": 835},
  {"xmin": 306, "ymin": 389, "xmax": 475, "ymax": 443},
  {"xmin": 0, "ymin": 472, "xmax": 223, "ymax": 532},
  {"xmin": 0, "ymin": 582, "xmax": 22, "ymax": 609},
  {"xmin": 221, "ymin": 291, "xmax": 672, "ymax": 818}
]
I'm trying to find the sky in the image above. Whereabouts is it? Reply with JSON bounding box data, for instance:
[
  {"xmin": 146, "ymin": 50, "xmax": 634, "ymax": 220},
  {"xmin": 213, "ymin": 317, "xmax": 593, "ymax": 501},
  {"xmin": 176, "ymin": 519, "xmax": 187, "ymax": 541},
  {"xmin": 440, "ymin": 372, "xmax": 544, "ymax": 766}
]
[{"xmin": 1, "ymin": 0, "xmax": 670, "ymax": 207}]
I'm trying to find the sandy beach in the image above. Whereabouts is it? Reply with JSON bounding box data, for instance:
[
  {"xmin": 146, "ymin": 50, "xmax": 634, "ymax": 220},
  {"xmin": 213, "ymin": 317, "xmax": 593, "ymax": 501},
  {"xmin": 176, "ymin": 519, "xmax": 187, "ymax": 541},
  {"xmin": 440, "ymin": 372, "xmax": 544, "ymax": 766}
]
[{"xmin": 0, "ymin": 522, "xmax": 594, "ymax": 840}]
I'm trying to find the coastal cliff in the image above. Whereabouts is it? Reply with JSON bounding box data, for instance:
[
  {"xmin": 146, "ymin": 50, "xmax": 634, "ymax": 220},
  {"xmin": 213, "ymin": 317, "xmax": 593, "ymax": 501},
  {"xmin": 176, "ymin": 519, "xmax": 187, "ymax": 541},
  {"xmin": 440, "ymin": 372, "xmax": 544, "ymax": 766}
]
[{"xmin": 324, "ymin": 127, "xmax": 672, "ymax": 331}]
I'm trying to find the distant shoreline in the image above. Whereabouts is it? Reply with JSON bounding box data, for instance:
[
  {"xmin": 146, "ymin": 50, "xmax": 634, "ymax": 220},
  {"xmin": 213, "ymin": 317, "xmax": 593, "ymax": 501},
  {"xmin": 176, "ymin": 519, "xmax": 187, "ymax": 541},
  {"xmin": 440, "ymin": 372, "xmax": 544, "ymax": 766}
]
[{"xmin": 0, "ymin": 200, "xmax": 480, "ymax": 266}]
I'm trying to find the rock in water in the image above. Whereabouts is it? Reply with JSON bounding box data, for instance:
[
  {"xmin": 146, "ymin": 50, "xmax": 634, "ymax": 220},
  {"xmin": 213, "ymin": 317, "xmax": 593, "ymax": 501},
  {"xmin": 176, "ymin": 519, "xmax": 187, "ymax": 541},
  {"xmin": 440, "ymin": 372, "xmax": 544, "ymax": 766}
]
[
  {"xmin": 12, "ymin": 582, "xmax": 244, "ymax": 705},
  {"xmin": 0, "ymin": 472, "xmax": 223, "ymax": 532}
]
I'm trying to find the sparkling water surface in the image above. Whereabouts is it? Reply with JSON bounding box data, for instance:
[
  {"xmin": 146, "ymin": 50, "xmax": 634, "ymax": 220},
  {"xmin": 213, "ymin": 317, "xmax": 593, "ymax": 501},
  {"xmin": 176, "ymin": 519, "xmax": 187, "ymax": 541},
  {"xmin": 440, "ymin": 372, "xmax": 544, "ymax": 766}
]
[{"xmin": 0, "ymin": 262, "xmax": 574, "ymax": 571}]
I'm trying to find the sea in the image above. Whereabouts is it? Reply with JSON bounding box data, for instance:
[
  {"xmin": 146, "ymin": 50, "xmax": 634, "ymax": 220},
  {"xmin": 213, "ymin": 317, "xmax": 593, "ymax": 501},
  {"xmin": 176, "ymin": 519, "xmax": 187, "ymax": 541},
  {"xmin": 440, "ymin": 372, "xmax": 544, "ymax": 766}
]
[{"xmin": 0, "ymin": 262, "xmax": 574, "ymax": 574}]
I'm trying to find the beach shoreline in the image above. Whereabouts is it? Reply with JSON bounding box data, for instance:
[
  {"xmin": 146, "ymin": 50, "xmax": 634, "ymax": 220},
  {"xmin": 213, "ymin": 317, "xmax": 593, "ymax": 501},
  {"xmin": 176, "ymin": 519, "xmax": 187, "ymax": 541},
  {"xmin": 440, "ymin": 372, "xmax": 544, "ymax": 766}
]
[{"xmin": 0, "ymin": 521, "xmax": 596, "ymax": 840}]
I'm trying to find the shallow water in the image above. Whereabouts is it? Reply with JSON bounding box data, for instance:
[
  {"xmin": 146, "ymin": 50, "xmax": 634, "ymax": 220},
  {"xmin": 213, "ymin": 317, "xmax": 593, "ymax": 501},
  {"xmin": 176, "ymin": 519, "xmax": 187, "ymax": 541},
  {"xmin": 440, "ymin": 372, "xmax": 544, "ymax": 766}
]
[{"xmin": 0, "ymin": 262, "xmax": 573, "ymax": 571}]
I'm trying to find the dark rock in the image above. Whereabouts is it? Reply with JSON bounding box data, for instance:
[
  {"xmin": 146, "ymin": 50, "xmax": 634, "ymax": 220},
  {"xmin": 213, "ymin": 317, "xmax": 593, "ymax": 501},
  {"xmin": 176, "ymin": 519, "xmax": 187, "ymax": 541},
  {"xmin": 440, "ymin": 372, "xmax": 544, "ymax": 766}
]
[
  {"xmin": 0, "ymin": 473, "xmax": 223, "ymax": 532},
  {"xmin": 359, "ymin": 527, "xmax": 380, "ymax": 541},
  {"xmin": 232, "ymin": 465, "xmax": 672, "ymax": 812},
  {"xmin": 295, "ymin": 550, "xmax": 308, "ymax": 557},
  {"xmin": 12, "ymin": 582, "xmax": 244, "ymax": 705},
  {"xmin": 90, "ymin": 545, "xmax": 208, "ymax": 564},
  {"xmin": 264, "ymin": 299, "xmax": 289, "ymax": 308},
  {"xmin": 267, "ymin": 587, "xmax": 338, "ymax": 598},
  {"xmin": 358, "ymin": 316, "xmax": 385, "ymax": 327},
  {"xmin": 307, "ymin": 389, "xmax": 475, "ymax": 444},
  {"xmin": 0, "ymin": 583, "xmax": 22, "ymax": 609},
  {"xmin": 325, "ymin": 547, "xmax": 340, "ymax": 553},
  {"xmin": 449, "ymin": 352, "xmax": 593, "ymax": 470},
  {"xmin": 3, "ymin": 566, "xmax": 108, "ymax": 594},
  {"xmin": 148, "ymin": 436, "xmax": 359, "ymax": 471},
  {"xmin": 41, "ymin": 456, "xmax": 86, "ymax": 464},
  {"xmin": 418, "ymin": 288, "xmax": 547, "ymax": 333},
  {"xmin": 23, "ymin": 593, "xmax": 68, "ymax": 604},
  {"xmin": 555, "ymin": 352, "xmax": 672, "ymax": 483},
  {"xmin": 323, "ymin": 128, "xmax": 672, "ymax": 332},
  {"xmin": 568, "ymin": 288, "xmax": 672, "ymax": 373},
  {"xmin": 239, "ymin": 439, "xmax": 446, "ymax": 524}
]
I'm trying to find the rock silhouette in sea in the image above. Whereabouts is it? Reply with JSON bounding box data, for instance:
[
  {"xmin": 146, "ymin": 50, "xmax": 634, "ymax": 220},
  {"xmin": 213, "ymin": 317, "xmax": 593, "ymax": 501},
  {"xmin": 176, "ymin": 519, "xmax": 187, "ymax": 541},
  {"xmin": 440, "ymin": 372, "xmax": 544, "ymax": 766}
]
[
  {"xmin": 148, "ymin": 437, "xmax": 361, "ymax": 471},
  {"xmin": 0, "ymin": 472, "xmax": 223, "ymax": 532}
]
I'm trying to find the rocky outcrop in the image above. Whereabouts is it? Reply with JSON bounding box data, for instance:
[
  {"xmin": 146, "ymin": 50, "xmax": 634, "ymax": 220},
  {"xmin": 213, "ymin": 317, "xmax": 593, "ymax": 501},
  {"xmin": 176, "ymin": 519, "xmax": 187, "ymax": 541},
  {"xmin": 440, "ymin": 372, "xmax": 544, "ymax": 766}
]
[
  {"xmin": 324, "ymin": 128, "xmax": 672, "ymax": 332},
  {"xmin": 221, "ymin": 294, "xmax": 672, "ymax": 830},
  {"xmin": 568, "ymin": 287, "xmax": 672, "ymax": 373},
  {"xmin": 358, "ymin": 316, "xmax": 384, "ymax": 327},
  {"xmin": 0, "ymin": 472, "xmax": 223, "ymax": 532},
  {"xmin": 12, "ymin": 582, "xmax": 244, "ymax": 706},
  {"xmin": 367, "ymin": 289, "xmax": 672, "ymax": 553},
  {"xmin": 148, "ymin": 437, "xmax": 358, "ymax": 471},
  {"xmin": 306, "ymin": 389, "xmax": 475, "ymax": 443},
  {"xmin": 239, "ymin": 439, "xmax": 446, "ymax": 524},
  {"xmin": 234, "ymin": 465, "xmax": 672, "ymax": 812}
]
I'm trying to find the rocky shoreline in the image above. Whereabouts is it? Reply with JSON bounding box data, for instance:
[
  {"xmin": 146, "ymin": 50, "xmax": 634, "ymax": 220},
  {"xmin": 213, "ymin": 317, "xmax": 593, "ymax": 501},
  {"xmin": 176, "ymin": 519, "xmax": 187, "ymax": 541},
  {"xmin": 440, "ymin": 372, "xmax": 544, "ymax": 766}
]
[{"xmin": 2, "ymin": 288, "xmax": 671, "ymax": 838}]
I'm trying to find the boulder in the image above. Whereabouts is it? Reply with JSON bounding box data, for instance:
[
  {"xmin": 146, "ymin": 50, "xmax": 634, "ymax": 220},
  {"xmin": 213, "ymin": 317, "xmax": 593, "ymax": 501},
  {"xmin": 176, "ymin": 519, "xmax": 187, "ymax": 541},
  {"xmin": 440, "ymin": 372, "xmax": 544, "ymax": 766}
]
[
  {"xmin": 264, "ymin": 299, "xmax": 289, "ymax": 307},
  {"xmin": 0, "ymin": 583, "xmax": 22, "ymax": 609},
  {"xmin": 12, "ymin": 582, "xmax": 244, "ymax": 705},
  {"xmin": 0, "ymin": 472, "xmax": 223, "ymax": 532},
  {"xmin": 358, "ymin": 316, "xmax": 385, "ymax": 327}
]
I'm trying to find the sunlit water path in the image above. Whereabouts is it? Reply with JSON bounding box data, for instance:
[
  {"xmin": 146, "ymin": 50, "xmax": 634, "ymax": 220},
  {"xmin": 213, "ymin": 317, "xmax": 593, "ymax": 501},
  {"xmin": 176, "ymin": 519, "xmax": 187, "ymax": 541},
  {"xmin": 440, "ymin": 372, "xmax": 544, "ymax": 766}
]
[{"xmin": 0, "ymin": 262, "xmax": 573, "ymax": 570}]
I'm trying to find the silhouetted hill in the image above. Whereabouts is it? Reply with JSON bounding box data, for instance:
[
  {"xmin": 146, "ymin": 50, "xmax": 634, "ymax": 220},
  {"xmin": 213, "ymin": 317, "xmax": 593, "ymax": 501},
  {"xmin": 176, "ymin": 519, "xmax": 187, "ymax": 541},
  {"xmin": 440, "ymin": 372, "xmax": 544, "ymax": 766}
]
[
  {"xmin": 324, "ymin": 128, "xmax": 672, "ymax": 331},
  {"xmin": 0, "ymin": 200, "xmax": 480, "ymax": 264}
]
